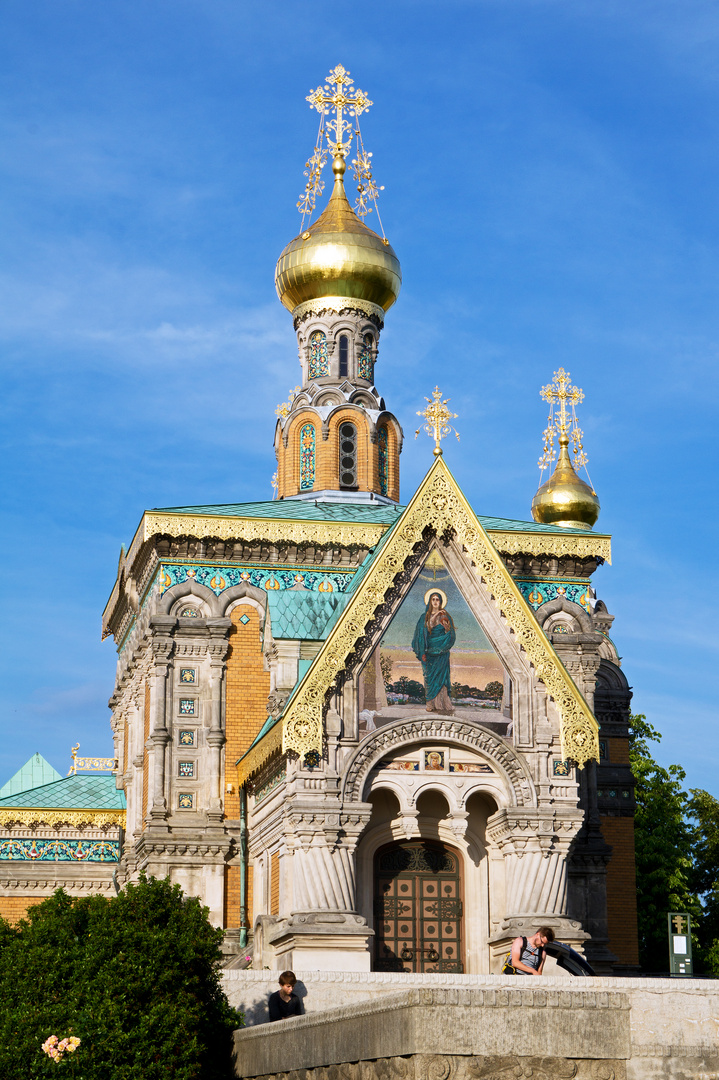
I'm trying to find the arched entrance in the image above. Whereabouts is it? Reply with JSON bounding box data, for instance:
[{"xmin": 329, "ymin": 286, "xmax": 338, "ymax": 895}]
[{"xmin": 373, "ymin": 840, "xmax": 464, "ymax": 973}]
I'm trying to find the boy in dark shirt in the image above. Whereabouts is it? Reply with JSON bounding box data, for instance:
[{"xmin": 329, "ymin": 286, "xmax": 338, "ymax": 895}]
[{"xmin": 268, "ymin": 970, "xmax": 302, "ymax": 1022}]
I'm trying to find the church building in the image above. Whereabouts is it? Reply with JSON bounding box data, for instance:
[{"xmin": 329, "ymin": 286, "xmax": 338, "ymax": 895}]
[{"xmin": 23, "ymin": 66, "xmax": 639, "ymax": 974}]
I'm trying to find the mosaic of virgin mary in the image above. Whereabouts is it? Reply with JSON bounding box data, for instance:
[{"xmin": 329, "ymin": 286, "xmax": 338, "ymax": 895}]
[{"xmin": 411, "ymin": 589, "xmax": 456, "ymax": 714}]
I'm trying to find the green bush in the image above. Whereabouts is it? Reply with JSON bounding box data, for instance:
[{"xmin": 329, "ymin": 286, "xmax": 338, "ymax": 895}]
[{"xmin": 0, "ymin": 875, "xmax": 243, "ymax": 1079}]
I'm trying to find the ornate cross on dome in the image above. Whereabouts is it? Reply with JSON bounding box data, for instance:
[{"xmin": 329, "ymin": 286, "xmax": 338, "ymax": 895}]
[
  {"xmin": 415, "ymin": 387, "xmax": 460, "ymax": 457},
  {"xmin": 306, "ymin": 64, "xmax": 373, "ymax": 157},
  {"xmin": 538, "ymin": 368, "xmax": 588, "ymax": 476},
  {"xmin": 298, "ymin": 65, "xmax": 384, "ymax": 227}
]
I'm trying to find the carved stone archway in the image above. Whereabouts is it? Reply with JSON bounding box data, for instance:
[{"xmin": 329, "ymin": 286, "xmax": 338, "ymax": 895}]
[{"xmin": 341, "ymin": 717, "xmax": 536, "ymax": 808}]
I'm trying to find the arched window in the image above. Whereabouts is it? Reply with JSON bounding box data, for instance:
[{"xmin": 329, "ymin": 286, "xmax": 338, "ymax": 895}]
[
  {"xmin": 299, "ymin": 423, "xmax": 316, "ymax": 490},
  {"xmin": 339, "ymin": 422, "xmax": 357, "ymax": 489},
  {"xmin": 358, "ymin": 334, "xmax": 374, "ymax": 380},
  {"xmin": 308, "ymin": 331, "xmax": 328, "ymax": 379},
  {"xmin": 378, "ymin": 425, "xmax": 389, "ymax": 496},
  {"xmin": 339, "ymin": 334, "xmax": 349, "ymax": 377}
]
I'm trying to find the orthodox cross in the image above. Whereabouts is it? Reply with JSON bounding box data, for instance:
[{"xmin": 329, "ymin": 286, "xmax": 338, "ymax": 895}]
[
  {"xmin": 538, "ymin": 367, "xmax": 588, "ymax": 476},
  {"xmin": 415, "ymin": 387, "xmax": 460, "ymax": 456},
  {"xmin": 299, "ymin": 65, "xmax": 384, "ymax": 227},
  {"xmin": 306, "ymin": 64, "xmax": 372, "ymax": 158}
]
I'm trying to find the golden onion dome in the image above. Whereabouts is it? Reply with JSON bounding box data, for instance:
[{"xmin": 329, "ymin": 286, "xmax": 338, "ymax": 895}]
[
  {"xmin": 531, "ymin": 435, "xmax": 600, "ymax": 530},
  {"xmin": 275, "ymin": 156, "xmax": 401, "ymax": 314}
]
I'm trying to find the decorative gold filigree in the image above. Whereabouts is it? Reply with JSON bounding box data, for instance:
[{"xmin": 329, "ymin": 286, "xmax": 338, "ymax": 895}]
[
  {"xmin": 291, "ymin": 296, "xmax": 385, "ymax": 324},
  {"xmin": 487, "ymin": 530, "xmax": 611, "ymax": 564},
  {"xmin": 143, "ymin": 513, "xmax": 387, "ymax": 551},
  {"xmin": 0, "ymin": 809, "xmax": 126, "ymax": 828},
  {"xmin": 272, "ymin": 457, "xmax": 598, "ymax": 770},
  {"xmin": 306, "ymin": 64, "xmax": 373, "ymax": 160},
  {"xmin": 415, "ymin": 387, "xmax": 460, "ymax": 456},
  {"xmin": 68, "ymin": 744, "xmax": 117, "ymax": 775},
  {"xmin": 235, "ymin": 720, "xmax": 283, "ymax": 787}
]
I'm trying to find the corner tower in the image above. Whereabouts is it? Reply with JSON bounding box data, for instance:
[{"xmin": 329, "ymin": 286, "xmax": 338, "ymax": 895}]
[{"xmin": 273, "ymin": 66, "xmax": 403, "ymax": 503}]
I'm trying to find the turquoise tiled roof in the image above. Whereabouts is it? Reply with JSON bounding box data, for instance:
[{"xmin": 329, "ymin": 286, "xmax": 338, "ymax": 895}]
[
  {"xmin": 267, "ymin": 591, "xmax": 350, "ymax": 640},
  {"xmin": 0, "ymin": 774, "xmax": 126, "ymax": 810},
  {"xmin": 0, "ymin": 753, "xmax": 61, "ymax": 798},
  {"xmin": 478, "ymin": 514, "xmax": 606, "ymax": 536},
  {"xmin": 152, "ymin": 499, "xmax": 404, "ymax": 524}
]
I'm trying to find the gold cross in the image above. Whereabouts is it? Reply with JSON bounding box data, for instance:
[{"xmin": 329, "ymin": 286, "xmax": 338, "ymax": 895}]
[
  {"xmin": 415, "ymin": 387, "xmax": 460, "ymax": 457},
  {"xmin": 541, "ymin": 367, "xmax": 584, "ymax": 437},
  {"xmin": 672, "ymin": 915, "xmax": 687, "ymax": 934},
  {"xmin": 538, "ymin": 367, "xmax": 588, "ymax": 474},
  {"xmin": 307, "ymin": 64, "xmax": 372, "ymax": 158}
]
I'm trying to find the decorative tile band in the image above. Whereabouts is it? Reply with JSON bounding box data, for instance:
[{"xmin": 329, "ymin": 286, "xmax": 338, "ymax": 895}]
[
  {"xmin": 0, "ymin": 838, "xmax": 120, "ymax": 863},
  {"xmin": 516, "ymin": 580, "xmax": 592, "ymax": 612},
  {"xmin": 158, "ymin": 564, "xmax": 354, "ymax": 597}
]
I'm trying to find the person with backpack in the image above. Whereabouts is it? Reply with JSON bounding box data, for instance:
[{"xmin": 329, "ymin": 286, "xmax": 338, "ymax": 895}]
[{"xmin": 502, "ymin": 927, "xmax": 554, "ymax": 975}]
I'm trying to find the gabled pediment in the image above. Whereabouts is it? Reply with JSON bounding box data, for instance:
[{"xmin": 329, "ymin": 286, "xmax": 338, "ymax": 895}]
[{"xmin": 238, "ymin": 457, "xmax": 600, "ymax": 783}]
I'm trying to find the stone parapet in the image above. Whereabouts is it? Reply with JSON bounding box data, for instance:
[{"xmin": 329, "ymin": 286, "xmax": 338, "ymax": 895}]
[{"xmin": 227, "ymin": 972, "xmax": 719, "ymax": 1080}]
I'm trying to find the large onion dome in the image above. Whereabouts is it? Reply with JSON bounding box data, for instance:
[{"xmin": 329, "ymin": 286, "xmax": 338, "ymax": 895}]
[
  {"xmin": 531, "ymin": 435, "xmax": 600, "ymax": 530},
  {"xmin": 275, "ymin": 156, "xmax": 401, "ymax": 314}
]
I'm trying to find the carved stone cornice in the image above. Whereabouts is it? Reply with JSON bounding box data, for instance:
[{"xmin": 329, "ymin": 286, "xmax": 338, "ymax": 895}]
[{"xmin": 291, "ymin": 296, "xmax": 385, "ymax": 326}]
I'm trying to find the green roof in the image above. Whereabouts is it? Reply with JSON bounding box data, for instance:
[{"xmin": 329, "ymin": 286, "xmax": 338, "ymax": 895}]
[
  {"xmin": 152, "ymin": 499, "xmax": 404, "ymax": 524},
  {"xmin": 0, "ymin": 753, "xmax": 61, "ymax": 798},
  {"xmin": 0, "ymin": 774, "xmax": 126, "ymax": 810},
  {"xmin": 267, "ymin": 591, "xmax": 351, "ymax": 640},
  {"xmin": 151, "ymin": 497, "xmax": 607, "ymax": 536}
]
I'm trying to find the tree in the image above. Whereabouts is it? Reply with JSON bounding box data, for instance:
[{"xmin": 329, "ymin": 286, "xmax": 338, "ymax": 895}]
[
  {"xmin": 484, "ymin": 680, "xmax": 503, "ymax": 701},
  {"xmin": 380, "ymin": 652, "xmax": 393, "ymax": 690},
  {"xmin": 687, "ymin": 787, "xmax": 719, "ymax": 976},
  {"xmin": 629, "ymin": 715, "xmax": 701, "ymax": 971},
  {"xmin": 0, "ymin": 875, "xmax": 243, "ymax": 1080}
]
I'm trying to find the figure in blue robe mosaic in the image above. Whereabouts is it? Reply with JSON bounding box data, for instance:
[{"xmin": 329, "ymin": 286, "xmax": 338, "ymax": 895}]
[{"xmin": 411, "ymin": 590, "xmax": 456, "ymax": 714}]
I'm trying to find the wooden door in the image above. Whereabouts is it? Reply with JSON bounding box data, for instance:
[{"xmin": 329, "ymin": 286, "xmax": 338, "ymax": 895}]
[{"xmin": 373, "ymin": 841, "xmax": 463, "ymax": 973}]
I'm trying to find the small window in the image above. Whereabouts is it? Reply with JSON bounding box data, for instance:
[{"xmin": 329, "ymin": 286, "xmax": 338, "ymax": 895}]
[
  {"xmin": 339, "ymin": 422, "xmax": 357, "ymax": 488},
  {"xmin": 339, "ymin": 335, "xmax": 349, "ymax": 377}
]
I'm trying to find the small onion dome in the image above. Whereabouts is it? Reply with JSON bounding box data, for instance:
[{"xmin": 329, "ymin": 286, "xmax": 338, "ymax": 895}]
[
  {"xmin": 275, "ymin": 156, "xmax": 402, "ymax": 314},
  {"xmin": 531, "ymin": 435, "xmax": 600, "ymax": 530}
]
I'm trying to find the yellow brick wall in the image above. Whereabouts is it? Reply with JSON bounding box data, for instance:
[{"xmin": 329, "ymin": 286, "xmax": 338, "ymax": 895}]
[
  {"xmin": 224, "ymin": 606, "xmax": 271, "ymax": 820},
  {"xmin": 277, "ymin": 407, "xmax": 399, "ymax": 499},
  {"xmin": 141, "ymin": 679, "xmax": 150, "ymax": 829},
  {"xmin": 0, "ymin": 896, "xmax": 45, "ymax": 924},
  {"xmin": 223, "ymin": 864, "xmax": 255, "ymax": 931},
  {"xmin": 270, "ymin": 852, "xmax": 280, "ymax": 916},
  {"xmin": 606, "ymin": 737, "xmax": 630, "ymax": 765},
  {"xmin": 601, "ymin": 815, "xmax": 640, "ymax": 966}
]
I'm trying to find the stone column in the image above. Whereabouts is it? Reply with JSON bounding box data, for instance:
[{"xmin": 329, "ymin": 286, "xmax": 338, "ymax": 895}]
[
  {"xmin": 269, "ymin": 805, "xmax": 374, "ymax": 971},
  {"xmin": 148, "ymin": 616, "xmax": 174, "ymax": 822},
  {"xmin": 486, "ymin": 806, "xmax": 588, "ymax": 961},
  {"xmin": 206, "ymin": 618, "xmax": 231, "ymax": 824}
]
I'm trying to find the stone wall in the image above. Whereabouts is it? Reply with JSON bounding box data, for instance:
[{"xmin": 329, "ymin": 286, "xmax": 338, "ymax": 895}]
[{"xmin": 228, "ymin": 974, "xmax": 719, "ymax": 1080}]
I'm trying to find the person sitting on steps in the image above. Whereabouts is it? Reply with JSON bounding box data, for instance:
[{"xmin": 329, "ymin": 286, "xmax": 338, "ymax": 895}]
[{"xmin": 268, "ymin": 970, "xmax": 302, "ymax": 1021}]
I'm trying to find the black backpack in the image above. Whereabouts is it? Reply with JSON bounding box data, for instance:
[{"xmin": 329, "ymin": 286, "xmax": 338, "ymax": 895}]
[{"xmin": 501, "ymin": 936, "xmax": 544, "ymax": 974}]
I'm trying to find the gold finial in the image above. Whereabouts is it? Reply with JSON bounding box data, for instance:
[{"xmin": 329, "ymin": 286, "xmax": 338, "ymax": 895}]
[
  {"xmin": 538, "ymin": 368, "xmax": 590, "ymax": 480},
  {"xmin": 298, "ymin": 65, "xmax": 385, "ymax": 230},
  {"xmin": 415, "ymin": 387, "xmax": 460, "ymax": 456},
  {"xmin": 275, "ymin": 386, "xmax": 301, "ymax": 420}
]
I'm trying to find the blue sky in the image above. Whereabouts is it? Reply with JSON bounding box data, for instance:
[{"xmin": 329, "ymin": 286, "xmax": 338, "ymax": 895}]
[{"xmin": 2, "ymin": 1, "xmax": 718, "ymax": 792}]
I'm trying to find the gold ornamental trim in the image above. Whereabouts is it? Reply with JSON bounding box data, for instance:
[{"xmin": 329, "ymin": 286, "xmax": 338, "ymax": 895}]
[
  {"xmin": 236, "ymin": 720, "xmax": 283, "ymax": 787},
  {"xmin": 291, "ymin": 296, "xmax": 385, "ymax": 324},
  {"xmin": 0, "ymin": 809, "xmax": 126, "ymax": 829},
  {"xmin": 486, "ymin": 530, "xmax": 611, "ymax": 563},
  {"xmin": 249, "ymin": 456, "xmax": 598, "ymax": 772},
  {"xmin": 143, "ymin": 512, "xmax": 387, "ymax": 551}
]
